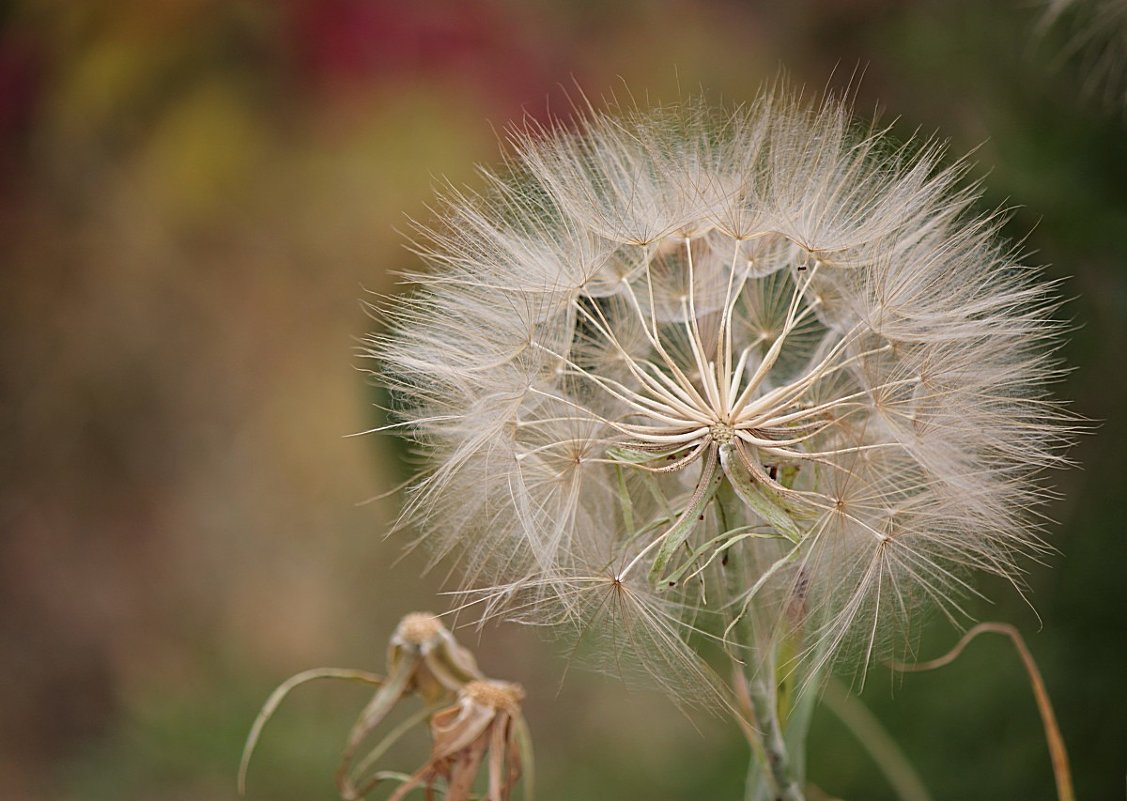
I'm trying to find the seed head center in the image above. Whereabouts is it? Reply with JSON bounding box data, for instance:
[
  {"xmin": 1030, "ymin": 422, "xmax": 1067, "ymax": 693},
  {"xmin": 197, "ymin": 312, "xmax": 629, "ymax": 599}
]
[{"xmin": 709, "ymin": 422, "xmax": 736, "ymax": 444}]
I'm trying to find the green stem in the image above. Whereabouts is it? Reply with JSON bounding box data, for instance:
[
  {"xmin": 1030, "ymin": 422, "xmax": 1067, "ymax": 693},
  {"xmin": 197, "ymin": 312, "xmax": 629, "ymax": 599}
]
[
  {"xmin": 742, "ymin": 669, "xmax": 805, "ymax": 801},
  {"xmin": 717, "ymin": 491, "xmax": 806, "ymax": 801}
]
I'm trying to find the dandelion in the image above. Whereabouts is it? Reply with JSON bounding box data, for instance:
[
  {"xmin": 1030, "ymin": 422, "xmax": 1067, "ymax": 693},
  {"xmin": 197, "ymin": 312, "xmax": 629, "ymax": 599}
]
[{"xmin": 371, "ymin": 82, "xmax": 1074, "ymax": 797}]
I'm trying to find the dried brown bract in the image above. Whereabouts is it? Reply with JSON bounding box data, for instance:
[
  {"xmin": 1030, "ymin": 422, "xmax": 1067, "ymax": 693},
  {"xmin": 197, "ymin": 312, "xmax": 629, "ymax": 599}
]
[{"xmin": 384, "ymin": 680, "xmax": 528, "ymax": 801}]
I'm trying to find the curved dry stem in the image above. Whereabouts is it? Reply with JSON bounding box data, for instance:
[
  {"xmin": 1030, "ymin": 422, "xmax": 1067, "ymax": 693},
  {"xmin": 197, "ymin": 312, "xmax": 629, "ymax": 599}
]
[
  {"xmin": 239, "ymin": 667, "xmax": 384, "ymax": 796},
  {"xmin": 343, "ymin": 703, "xmax": 439, "ymax": 799},
  {"xmin": 891, "ymin": 622, "xmax": 1074, "ymax": 801}
]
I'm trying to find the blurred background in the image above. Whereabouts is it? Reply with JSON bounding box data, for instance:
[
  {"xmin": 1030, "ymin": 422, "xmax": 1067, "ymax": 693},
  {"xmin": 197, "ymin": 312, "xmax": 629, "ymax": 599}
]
[{"xmin": 1, "ymin": 1, "xmax": 1124, "ymax": 799}]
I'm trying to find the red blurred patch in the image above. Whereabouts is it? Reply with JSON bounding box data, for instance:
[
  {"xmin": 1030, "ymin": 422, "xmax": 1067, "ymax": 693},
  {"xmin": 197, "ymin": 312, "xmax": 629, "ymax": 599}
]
[
  {"xmin": 286, "ymin": 0, "xmax": 578, "ymax": 124},
  {"xmin": 0, "ymin": 27, "xmax": 43, "ymax": 180}
]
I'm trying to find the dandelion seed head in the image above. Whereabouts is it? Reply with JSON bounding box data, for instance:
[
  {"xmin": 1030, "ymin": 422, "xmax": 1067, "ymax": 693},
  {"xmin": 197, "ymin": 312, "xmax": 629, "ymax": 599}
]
[{"xmin": 372, "ymin": 82, "xmax": 1076, "ymax": 701}]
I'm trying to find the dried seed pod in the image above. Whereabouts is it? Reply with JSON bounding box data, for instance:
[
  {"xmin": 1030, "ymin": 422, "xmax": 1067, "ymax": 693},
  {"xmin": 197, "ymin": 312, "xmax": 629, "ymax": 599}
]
[
  {"xmin": 339, "ymin": 613, "xmax": 483, "ymax": 797},
  {"xmin": 387, "ymin": 611, "xmax": 483, "ymax": 703},
  {"xmin": 387, "ymin": 680, "xmax": 529, "ymax": 801},
  {"xmin": 240, "ymin": 612, "xmax": 522, "ymax": 801}
]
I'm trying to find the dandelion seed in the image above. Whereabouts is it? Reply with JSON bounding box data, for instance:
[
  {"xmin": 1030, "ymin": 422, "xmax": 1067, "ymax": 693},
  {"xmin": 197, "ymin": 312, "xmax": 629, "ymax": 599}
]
[{"xmin": 371, "ymin": 82, "xmax": 1076, "ymax": 702}]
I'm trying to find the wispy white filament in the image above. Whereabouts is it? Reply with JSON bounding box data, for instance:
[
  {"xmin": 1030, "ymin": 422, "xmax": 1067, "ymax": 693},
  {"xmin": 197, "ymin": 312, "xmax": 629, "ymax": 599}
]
[{"xmin": 371, "ymin": 85, "xmax": 1075, "ymax": 699}]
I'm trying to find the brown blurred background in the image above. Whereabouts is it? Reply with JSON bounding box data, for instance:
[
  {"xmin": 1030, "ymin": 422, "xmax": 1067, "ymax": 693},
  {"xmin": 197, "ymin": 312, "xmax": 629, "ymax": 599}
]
[{"xmin": 2, "ymin": 1, "xmax": 1125, "ymax": 800}]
